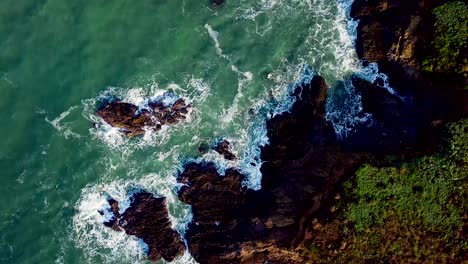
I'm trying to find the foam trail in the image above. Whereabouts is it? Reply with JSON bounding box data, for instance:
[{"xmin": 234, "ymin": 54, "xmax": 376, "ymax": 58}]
[
  {"xmin": 45, "ymin": 106, "xmax": 81, "ymax": 139},
  {"xmin": 192, "ymin": 64, "xmax": 316, "ymax": 190},
  {"xmin": 205, "ymin": 24, "xmax": 226, "ymax": 58},
  {"xmin": 204, "ymin": 24, "xmax": 255, "ymax": 124}
]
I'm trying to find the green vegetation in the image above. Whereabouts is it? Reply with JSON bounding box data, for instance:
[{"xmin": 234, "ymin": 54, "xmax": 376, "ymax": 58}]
[
  {"xmin": 305, "ymin": 120, "xmax": 468, "ymax": 263},
  {"xmin": 346, "ymin": 120, "xmax": 467, "ymax": 234},
  {"xmin": 423, "ymin": 1, "xmax": 468, "ymax": 73},
  {"xmin": 345, "ymin": 157, "xmax": 462, "ymax": 234}
]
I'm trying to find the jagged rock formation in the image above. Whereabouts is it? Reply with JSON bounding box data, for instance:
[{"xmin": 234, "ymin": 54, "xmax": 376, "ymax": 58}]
[
  {"xmin": 176, "ymin": 76, "xmax": 366, "ymax": 263},
  {"xmin": 97, "ymin": 97, "xmax": 190, "ymax": 136},
  {"xmin": 102, "ymin": 192, "xmax": 186, "ymax": 262},
  {"xmin": 348, "ymin": 0, "xmax": 468, "ymax": 156},
  {"xmin": 213, "ymin": 140, "xmax": 236, "ymax": 160},
  {"xmin": 351, "ymin": 0, "xmax": 442, "ymax": 68}
]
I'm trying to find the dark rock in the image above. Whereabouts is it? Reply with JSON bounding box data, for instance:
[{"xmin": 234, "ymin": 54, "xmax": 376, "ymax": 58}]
[
  {"xmin": 198, "ymin": 142, "xmax": 210, "ymax": 154},
  {"xmin": 97, "ymin": 102, "xmax": 155, "ymax": 136},
  {"xmin": 177, "ymin": 76, "xmax": 365, "ymax": 263},
  {"xmin": 97, "ymin": 96, "xmax": 191, "ymax": 137},
  {"xmin": 348, "ymin": 75, "xmax": 467, "ymax": 157},
  {"xmin": 213, "ymin": 140, "xmax": 236, "ymax": 160},
  {"xmin": 211, "ymin": 0, "xmax": 224, "ymax": 6},
  {"xmin": 351, "ymin": 0, "xmax": 438, "ymax": 68},
  {"xmin": 177, "ymin": 163, "xmax": 253, "ymax": 263},
  {"xmin": 103, "ymin": 198, "xmax": 121, "ymax": 231},
  {"xmin": 350, "ymin": 0, "xmax": 468, "ymax": 154},
  {"xmin": 102, "ymin": 192, "xmax": 185, "ymax": 262},
  {"xmin": 350, "ymin": 0, "xmax": 402, "ymax": 18}
]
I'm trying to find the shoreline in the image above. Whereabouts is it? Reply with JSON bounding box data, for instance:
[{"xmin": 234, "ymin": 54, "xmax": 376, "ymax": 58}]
[{"xmin": 95, "ymin": 0, "xmax": 467, "ymax": 263}]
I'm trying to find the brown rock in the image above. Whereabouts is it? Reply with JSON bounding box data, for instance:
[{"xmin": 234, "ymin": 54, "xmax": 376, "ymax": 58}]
[
  {"xmin": 97, "ymin": 96, "xmax": 191, "ymax": 137},
  {"xmin": 176, "ymin": 76, "xmax": 365, "ymax": 264},
  {"xmin": 102, "ymin": 192, "xmax": 186, "ymax": 262},
  {"xmin": 214, "ymin": 140, "xmax": 237, "ymax": 160},
  {"xmin": 97, "ymin": 102, "xmax": 155, "ymax": 136}
]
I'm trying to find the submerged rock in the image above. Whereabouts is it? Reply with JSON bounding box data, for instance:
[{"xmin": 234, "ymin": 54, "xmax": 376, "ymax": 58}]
[
  {"xmin": 211, "ymin": 0, "xmax": 224, "ymax": 6},
  {"xmin": 198, "ymin": 142, "xmax": 210, "ymax": 154},
  {"xmin": 97, "ymin": 96, "xmax": 191, "ymax": 136},
  {"xmin": 102, "ymin": 192, "xmax": 185, "ymax": 262}
]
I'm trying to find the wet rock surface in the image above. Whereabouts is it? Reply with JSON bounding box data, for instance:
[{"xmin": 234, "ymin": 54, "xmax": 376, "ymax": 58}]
[
  {"xmin": 213, "ymin": 140, "xmax": 236, "ymax": 160},
  {"xmin": 97, "ymin": 97, "xmax": 191, "ymax": 136},
  {"xmin": 176, "ymin": 76, "xmax": 366, "ymax": 263},
  {"xmin": 102, "ymin": 192, "xmax": 185, "ymax": 262},
  {"xmin": 350, "ymin": 0, "xmax": 468, "ymax": 156},
  {"xmin": 351, "ymin": 0, "xmax": 439, "ymax": 67}
]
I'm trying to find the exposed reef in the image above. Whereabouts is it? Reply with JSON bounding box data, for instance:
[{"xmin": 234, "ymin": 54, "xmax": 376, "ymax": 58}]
[
  {"xmin": 102, "ymin": 192, "xmax": 186, "ymax": 262},
  {"xmin": 97, "ymin": 97, "xmax": 191, "ymax": 136}
]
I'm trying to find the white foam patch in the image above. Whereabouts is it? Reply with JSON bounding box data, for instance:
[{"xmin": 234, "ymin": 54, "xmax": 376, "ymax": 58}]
[
  {"xmin": 72, "ymin": 182, "xmax": 149, "ymax": 263},
  {"xmin": 237, "ymin": 0, "xmax": 311, "ymax": 21},
  {"xmin": 190, "ymin": 63, "xmax": 316, "ymax": 190}
]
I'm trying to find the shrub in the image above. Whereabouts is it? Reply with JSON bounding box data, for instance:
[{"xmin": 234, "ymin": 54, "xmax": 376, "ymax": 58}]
[
  {"xmin": 345, "ymin": 119, "xmax": 468, "ymax": 235},
  {"xmin": 423, "ymin": 1, "xmax": 468, "ymax": 73}
]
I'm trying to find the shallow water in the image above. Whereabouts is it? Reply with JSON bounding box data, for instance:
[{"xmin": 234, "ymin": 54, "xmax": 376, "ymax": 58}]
[{"xmin": 0, "ymin": 0, "xmax": 385, "ymax": 263}]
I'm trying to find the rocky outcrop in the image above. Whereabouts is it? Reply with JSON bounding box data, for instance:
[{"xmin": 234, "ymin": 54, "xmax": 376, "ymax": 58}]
[
  {"xmin": 178, "ymin": 163, "xmax": 251, "ymax": 263},
  {"xmin": 102, "ymin": 192, "xmax": 185, "ymax": 262},
  {"xmin": 345, "ymin": 77, "xmax": 441, "ymax": 156},
  {"xmin": 97, "ymin": 97, "xmax": 191, "ymax": 136},
  {"xmin": 350, "ymin": 0, "xmax": 468, "ymax": 155},
  {"xmin": 213, "ymin": 140, "xmax": 236, "ymax": 160},
  {"xmin": 351, "ymin": 0, "xmax": 440, "ymax": 68},
  {"xmin": 176, "ymin": 76, "xmax": 366, "ymax": 263}
]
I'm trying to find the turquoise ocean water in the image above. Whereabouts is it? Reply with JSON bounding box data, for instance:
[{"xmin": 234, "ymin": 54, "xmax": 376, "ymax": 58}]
[{"xmin": 0, "ymin": 0, "xmax": 388, "ymax": 263}]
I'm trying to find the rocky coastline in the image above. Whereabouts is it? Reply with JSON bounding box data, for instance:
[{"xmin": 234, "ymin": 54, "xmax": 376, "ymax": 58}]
[{"xmin": 98, "ymin": 0, "xmax": 467, "ymax": 263}]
